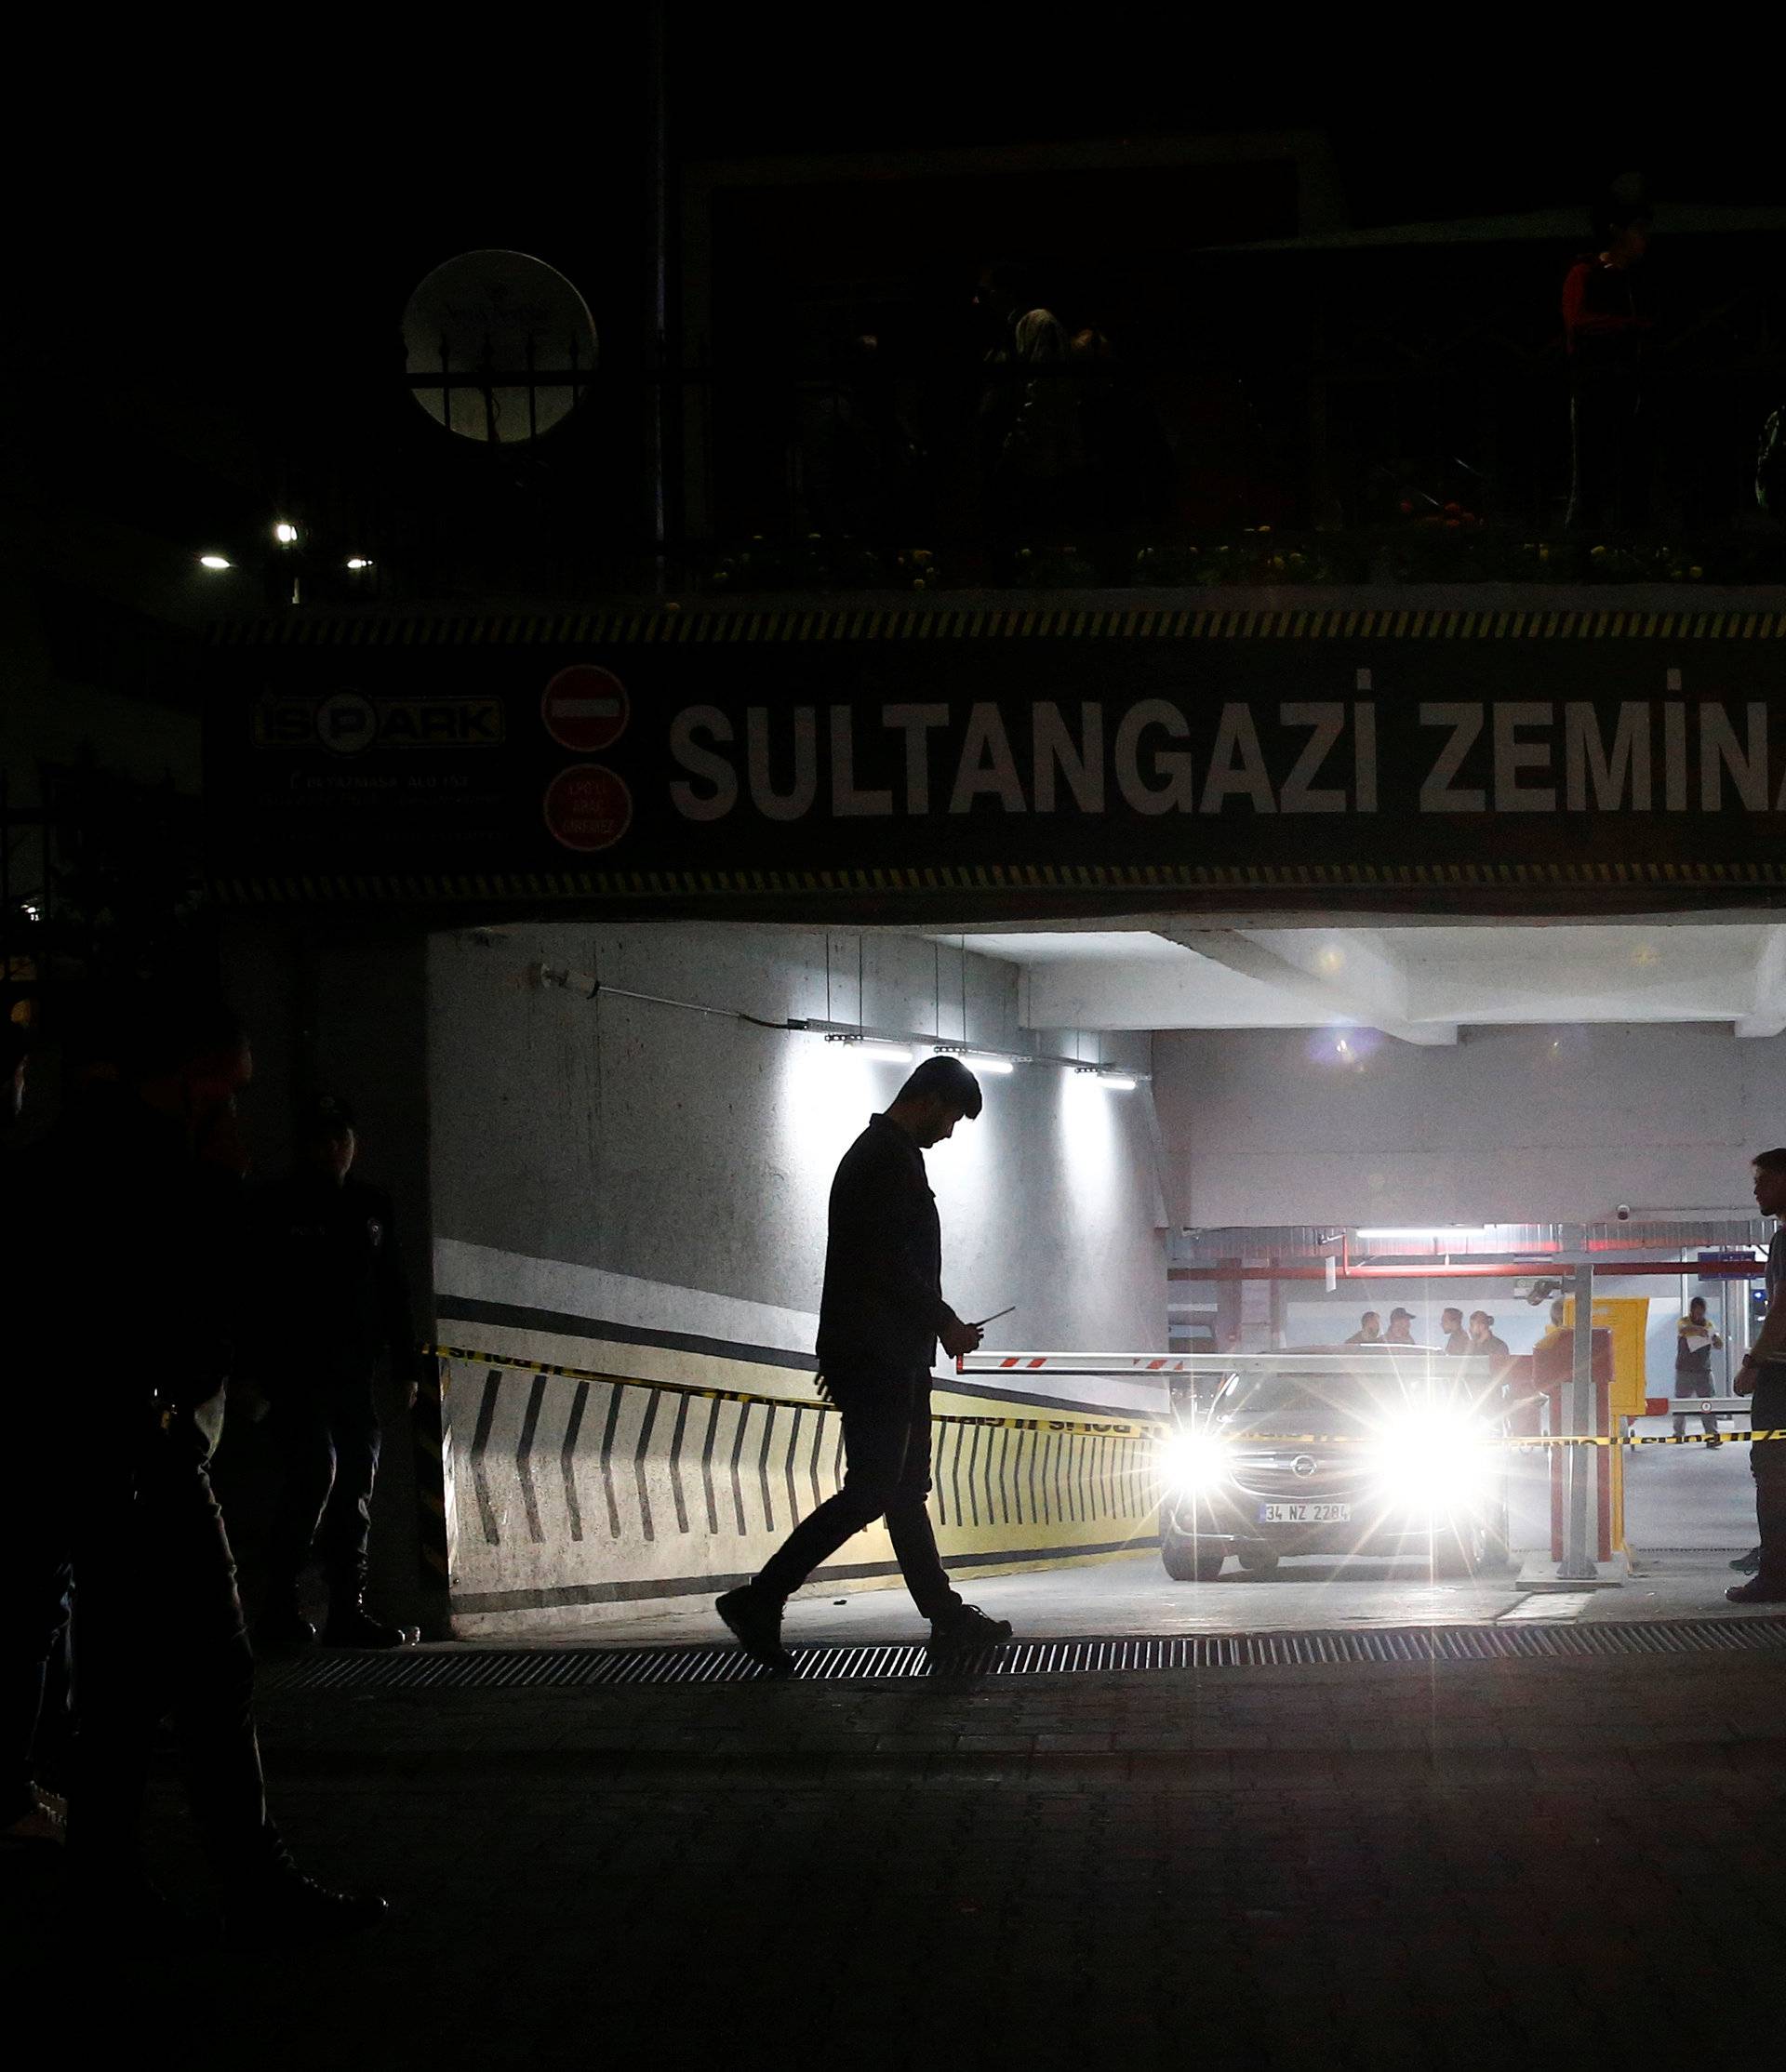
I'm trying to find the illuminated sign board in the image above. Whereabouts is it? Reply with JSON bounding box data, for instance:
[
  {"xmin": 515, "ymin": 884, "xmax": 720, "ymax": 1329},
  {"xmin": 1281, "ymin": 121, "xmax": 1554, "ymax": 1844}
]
[{"xmin": 206, "ymin": 604, "xmax": 1786, "ymax": 919}]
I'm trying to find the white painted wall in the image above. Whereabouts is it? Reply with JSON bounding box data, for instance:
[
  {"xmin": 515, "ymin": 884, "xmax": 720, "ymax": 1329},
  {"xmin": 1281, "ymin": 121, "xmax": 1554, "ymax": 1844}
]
[
  {"xmin": 428, "ymin": 923, "xmax": 1165, "ymax": 1407},
  {"xmin": 1155, "ymin": 1022, "xmax": 1786, "ymax": 1229}
]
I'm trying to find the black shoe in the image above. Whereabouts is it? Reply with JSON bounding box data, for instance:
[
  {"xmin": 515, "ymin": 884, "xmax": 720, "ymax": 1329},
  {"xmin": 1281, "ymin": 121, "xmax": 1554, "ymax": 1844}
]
[
  {"xmin": 927, "ymin": 1604, "xmax": 1014, "ymax": 1653},
  {"xmin": 1731, "ymin": 1547, "xmax": 1763, "ymax": 1574},
  {"xmin": 1725, "ymin": 1576, "xmax": 1786, "ymax": 1605},
  {"xmin": 2, "ymin": 1785, "xmax": 66, "ymax": 1849},
  {"xmin": 224, "ymin": 1868, "xmax": 390, "ymax": 1950},
  {"xmin": 715, "ymin": 1587, "xmax": 793, "ymax": 1674},
  {"xmin": 322, "ymin": 1597, "xmax": 418, "ymax": 1649},
  {"xmin": 1706, "ymin": 1435, "xmax": 1723, "ymax": 1448},
  {"xmin": 258, "ymin": 1599, "xmax": 317, "ymax": 1650}
]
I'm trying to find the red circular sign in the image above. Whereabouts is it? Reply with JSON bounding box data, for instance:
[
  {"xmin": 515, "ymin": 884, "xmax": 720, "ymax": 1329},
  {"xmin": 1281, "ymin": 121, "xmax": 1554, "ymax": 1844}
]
[
  {"xmin": 540, "ymin": 666, "xmax": 628, "ymax": 752},
  {"xmin": 543, "ymin": 764, "xmax": 633, "ymax": 853}
]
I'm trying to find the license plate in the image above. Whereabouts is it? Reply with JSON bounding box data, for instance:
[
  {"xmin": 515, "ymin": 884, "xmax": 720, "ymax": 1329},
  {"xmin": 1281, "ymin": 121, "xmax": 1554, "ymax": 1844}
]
[{"xmin": 1258, "ymin": 1502, "xmax": 1352, "ymax": 1523}]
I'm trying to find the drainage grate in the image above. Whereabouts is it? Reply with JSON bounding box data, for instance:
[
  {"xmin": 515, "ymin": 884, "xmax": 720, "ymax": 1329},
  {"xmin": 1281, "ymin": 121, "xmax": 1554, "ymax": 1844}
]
[
  {"xmin": 1637, "ymin": 1547, "xmax": 1749, "ymax": 1555},
  {"xmin": 258, "ymin": 1614, "xmax": 1786, "ymax": 1695}
]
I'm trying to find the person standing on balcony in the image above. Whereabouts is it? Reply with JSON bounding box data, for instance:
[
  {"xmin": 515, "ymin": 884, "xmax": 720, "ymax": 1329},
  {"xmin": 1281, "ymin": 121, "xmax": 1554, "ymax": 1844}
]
[
  {"xmin": 974, "ymin": 261, "xmax": 1085, "ymax": 542},
  {"xmin": 1563, "ymin": 185, "xmax": 1653, "ymax": 533}
]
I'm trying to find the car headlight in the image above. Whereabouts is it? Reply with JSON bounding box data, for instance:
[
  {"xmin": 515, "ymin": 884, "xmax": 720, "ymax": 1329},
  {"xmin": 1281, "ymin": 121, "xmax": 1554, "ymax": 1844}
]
[
  {"xmin": 1159, "ymin": 1429, "xmax": 1231, "ymax": 1494},
  {"xmin": 1373, "ymin": 1412, "xmax": 1497, "ymax": 1508}
]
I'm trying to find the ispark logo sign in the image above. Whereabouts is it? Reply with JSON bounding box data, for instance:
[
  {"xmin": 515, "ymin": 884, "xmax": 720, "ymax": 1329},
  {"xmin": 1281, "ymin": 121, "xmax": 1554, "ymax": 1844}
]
[{"xmin": 253, "ymin": 693, "xmax": 506, "ymax": 753}]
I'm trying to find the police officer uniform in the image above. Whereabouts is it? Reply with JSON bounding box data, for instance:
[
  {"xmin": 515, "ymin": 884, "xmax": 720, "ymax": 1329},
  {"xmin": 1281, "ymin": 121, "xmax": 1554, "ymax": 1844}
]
[{"xmin": 249, "ymin": 1096, "xmax": 420, "ymax": 1649}]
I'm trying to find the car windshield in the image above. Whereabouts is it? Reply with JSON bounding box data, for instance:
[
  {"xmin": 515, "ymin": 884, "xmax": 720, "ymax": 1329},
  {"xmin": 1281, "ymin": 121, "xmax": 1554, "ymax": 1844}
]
[{"xmin": 1213, "ymin": 1361, "xmax": 1481, "ymax": 1440}]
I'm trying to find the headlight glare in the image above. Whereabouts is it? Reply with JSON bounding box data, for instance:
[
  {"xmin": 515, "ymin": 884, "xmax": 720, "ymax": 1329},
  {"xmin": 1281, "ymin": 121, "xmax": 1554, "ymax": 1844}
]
[
  {"xmin": 1373, "ymin": 1411, "xmax": 1496, "ymax": 1508},
  {"xmin": 1160, "ymin": 1429, "xmax": 1230, "ymax": 1494}
]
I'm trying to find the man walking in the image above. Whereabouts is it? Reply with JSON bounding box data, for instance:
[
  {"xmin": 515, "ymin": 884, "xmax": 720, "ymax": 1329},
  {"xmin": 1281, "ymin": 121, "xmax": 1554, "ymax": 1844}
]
[
  {"xmin": 716, "ymin": 1056, "xmax": 1013, "ymax": 1672},
  {"xmin": 250, "ymin": 1096, "xmax": 421, "ymax": 1650},
  {"xmin": 1729, "ymin": 1149, "xmax": 1786, "ymax": 1603}
]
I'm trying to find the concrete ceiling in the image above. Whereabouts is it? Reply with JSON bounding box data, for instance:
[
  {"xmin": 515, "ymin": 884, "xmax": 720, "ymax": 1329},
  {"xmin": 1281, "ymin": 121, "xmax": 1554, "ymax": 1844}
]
[{"xmin": 939, "ymin": 920, "xmax": 1786, "ymax": 1047}]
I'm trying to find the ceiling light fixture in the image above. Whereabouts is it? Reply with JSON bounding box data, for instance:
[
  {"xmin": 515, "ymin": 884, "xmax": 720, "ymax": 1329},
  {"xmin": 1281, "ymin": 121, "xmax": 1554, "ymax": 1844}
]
[
  {"xmin": 931, "ymin": 1043, "xmax": 1014, "ymax": 1075},
  {"xmin": 1075, "ymin": 1067, "xmax": 1137, "ymax": 1092},
  {"xmin": 825, "ymin": 1033, "xmax": 913, "ymax": 1065},
  {"xmin": 1355, "ymin": 1227, "xmax": 1491, "ymax": 1242}
]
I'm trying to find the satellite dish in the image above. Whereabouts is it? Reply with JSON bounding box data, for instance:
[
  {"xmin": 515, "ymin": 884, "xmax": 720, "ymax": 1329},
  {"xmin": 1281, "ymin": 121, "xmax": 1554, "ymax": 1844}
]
[{"xmin": 402, "ymin": 249, "xmax": 597, "ymax": 444}]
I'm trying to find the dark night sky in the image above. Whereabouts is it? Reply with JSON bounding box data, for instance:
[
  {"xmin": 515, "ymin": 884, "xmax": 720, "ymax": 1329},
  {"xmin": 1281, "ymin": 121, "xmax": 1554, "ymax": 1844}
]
[{"xmin": 9, "ymin": 22, "xmax": 1781, "ymax": 566}]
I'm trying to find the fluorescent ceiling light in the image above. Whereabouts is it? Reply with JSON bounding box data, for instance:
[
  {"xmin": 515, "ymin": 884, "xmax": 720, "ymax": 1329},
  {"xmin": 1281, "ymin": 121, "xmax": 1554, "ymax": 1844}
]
[
  {"xmin": 1355, "ymin": 1227, "xmax": 1490, "ymax": 1241},
  {"xmin": 934, "ymin": 1046, "xmax": 1014, "ymax": 1075},
  {"xmin": 198, "ymin": 553, "xmax": 233, "ymax": 570},
  {"xmin": 1075, "ymin": 1068, "xmax": 1136, "ymax": 1092},
  {"xmin": 826, "ymin": 1033, "xmax": 913, "ymax": 1064}
]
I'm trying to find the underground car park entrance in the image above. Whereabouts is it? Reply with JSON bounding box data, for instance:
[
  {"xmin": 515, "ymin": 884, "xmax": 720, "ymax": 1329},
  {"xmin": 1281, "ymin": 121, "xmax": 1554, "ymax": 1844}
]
[{"xmin": 205, "ymin": 595, "xmax": 1786, "ymax": 1660}]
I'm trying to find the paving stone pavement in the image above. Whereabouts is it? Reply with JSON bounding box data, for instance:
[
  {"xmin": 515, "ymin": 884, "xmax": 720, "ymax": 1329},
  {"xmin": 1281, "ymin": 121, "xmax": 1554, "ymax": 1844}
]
[{"xmin": 5, "ymin": 1647, "xmax": 1784, "ymax": 2069}]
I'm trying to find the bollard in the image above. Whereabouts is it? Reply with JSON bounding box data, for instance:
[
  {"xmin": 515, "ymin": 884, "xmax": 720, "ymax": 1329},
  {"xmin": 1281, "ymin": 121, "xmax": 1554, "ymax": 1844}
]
[{"xmin": 1558, "ymin": 1263, "xmax": 1597, "ymax": 1581}]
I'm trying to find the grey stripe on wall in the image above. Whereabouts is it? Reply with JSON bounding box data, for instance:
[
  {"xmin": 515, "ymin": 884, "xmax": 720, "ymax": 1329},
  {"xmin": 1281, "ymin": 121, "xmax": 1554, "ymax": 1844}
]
[{"xmin": 459, "ymin": 1362, "xmax": 1158, "ymax": 1551}]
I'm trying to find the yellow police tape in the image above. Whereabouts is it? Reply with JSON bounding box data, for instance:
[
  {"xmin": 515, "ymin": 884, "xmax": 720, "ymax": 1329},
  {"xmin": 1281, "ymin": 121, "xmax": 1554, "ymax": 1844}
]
[{"xmin": 422, "ymin": 1346, "xmax": 1786, "ymax": 1447}]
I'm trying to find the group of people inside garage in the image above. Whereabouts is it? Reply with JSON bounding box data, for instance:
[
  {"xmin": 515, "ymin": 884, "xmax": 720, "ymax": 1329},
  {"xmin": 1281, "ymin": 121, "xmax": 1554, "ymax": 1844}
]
[{"xmin": 1342, "ymin": 1306, "xmax": 1510, "ymax": 1362}]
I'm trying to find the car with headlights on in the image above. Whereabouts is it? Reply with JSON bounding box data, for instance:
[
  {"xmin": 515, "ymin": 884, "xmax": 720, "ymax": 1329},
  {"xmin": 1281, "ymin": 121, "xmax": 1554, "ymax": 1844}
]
[{"xmin": 1157, "ymin": 1349, "xmax": 1511, "ymax": 1582}]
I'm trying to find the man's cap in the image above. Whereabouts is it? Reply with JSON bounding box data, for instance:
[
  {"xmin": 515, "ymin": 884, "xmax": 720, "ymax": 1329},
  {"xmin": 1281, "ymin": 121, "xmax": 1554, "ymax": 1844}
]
[
  {"xmin": 302, "ymin": 1092, "xmax": 356, "ymax": 1137},
  {"xmin": 1390, "ymin": 1307, "xmax": 1416, "ymax": 1322}
]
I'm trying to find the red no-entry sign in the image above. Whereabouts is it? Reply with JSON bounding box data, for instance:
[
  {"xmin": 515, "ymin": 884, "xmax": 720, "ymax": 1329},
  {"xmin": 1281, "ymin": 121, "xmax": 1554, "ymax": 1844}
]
[
  {"xmin": 542, "ymin": 764, "xmax": 633, "ymax": 852},
  {"xmin": 540, "ymin": 666, "xmax": 628, "ymax": 752}
]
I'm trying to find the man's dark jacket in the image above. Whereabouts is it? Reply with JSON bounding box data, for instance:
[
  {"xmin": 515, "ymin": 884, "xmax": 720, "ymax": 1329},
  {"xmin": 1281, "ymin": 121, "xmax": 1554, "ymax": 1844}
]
[
  {"xmin": 247, "ymin": 1170, "xmax": 418, "ymax": 1388},
  {"xmin": 817, "ymin": 1114, "xmax": 945, "ymax": 1371}
]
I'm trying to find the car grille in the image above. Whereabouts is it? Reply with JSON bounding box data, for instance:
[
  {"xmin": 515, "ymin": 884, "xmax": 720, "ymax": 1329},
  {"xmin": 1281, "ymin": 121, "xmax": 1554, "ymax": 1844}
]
[{"xmin": 1226, "ymin": 1451, "xmax": 1372, "ymax": 1501}]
